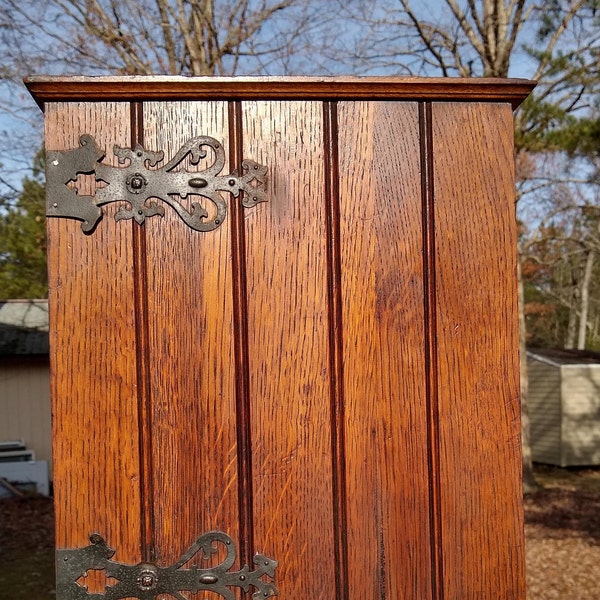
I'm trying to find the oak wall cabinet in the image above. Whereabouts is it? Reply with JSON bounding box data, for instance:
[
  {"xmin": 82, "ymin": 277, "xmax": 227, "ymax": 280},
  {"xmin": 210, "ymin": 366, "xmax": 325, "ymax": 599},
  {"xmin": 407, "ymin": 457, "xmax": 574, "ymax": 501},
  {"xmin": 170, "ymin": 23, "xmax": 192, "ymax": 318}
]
[{"xmin": 26, "ymin": 76, "xmax": 534, "ymax": 600}]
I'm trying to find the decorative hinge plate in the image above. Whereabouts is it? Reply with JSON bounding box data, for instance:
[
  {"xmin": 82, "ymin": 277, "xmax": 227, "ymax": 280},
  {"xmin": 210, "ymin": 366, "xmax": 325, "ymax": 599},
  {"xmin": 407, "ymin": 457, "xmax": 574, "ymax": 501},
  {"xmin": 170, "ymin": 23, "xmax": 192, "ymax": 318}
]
[
  {"xmin": 56, "ymin": 531, "xmax": 278, "ymax": 599},
  {"xmin": 46, "ymin": 135, "xmax": 267, "ymax": 233}
]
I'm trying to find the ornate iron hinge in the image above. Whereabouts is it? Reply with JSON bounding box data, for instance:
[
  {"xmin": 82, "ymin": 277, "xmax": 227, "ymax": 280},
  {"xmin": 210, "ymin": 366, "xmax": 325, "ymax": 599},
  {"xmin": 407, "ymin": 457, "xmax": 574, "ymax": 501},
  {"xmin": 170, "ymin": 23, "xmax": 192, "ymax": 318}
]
[
  {"xmin": 57, "ymin": 530, "xmax": 278, "ymax": 600},
  {"xmin": 46, "ymin": 135, "xmax": 267, "ymax": 233}
]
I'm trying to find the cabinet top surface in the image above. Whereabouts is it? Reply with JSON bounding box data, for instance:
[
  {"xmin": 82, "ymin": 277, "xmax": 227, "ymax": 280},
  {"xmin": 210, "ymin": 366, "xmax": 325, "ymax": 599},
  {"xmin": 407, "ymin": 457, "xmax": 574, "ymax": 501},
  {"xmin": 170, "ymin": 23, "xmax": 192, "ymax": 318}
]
[{"xmin": 25, "ymin": 75, "xmax": 535, "ymax": 109}]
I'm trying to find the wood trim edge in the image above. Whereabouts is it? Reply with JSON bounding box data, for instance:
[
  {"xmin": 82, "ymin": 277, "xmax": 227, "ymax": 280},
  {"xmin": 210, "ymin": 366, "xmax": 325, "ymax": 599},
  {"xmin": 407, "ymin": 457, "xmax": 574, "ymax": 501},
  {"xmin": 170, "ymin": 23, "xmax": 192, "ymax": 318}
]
[{"xmin": 25, "ymin": 76, "xmax": 536, "ymax": 110}]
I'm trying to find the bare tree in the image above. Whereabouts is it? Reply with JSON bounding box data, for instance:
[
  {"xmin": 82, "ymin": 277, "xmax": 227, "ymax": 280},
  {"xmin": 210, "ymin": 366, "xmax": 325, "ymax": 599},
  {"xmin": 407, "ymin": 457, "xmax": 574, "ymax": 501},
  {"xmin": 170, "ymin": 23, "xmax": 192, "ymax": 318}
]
[
  {"xmin": 0, "ymin": 0, "xmax": 315, "ymax": 76},
  {"xmin": 0, "ymin": 0, "xmax": 319, "ymax": 205},
  {"xmin": 524, "ymin": 206, "xmax": 600, "ymax": 349},
  {"xmin": 578, "ymin": 218, "xmax": 600, "ymax": 348}
]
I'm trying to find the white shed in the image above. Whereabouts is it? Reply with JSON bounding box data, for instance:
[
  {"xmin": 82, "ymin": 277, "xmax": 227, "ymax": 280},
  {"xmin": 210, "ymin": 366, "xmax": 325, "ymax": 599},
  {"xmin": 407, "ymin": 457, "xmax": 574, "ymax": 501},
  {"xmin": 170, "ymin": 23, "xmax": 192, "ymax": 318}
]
[
  {"xmin": 0, "ymin": 300, "xmax": 52, "ymax": 476},
  {"xmin": 528, "ymin": 348, "xmax": 600, "ymax": 467}
]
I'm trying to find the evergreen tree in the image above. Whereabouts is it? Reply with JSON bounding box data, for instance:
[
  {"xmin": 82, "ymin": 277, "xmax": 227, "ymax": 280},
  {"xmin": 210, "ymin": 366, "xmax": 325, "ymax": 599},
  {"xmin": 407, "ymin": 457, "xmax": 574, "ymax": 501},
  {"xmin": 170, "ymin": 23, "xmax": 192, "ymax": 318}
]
[{"xmin": 0, "ymin": 152, "xmax": 47, "ymax": 298}]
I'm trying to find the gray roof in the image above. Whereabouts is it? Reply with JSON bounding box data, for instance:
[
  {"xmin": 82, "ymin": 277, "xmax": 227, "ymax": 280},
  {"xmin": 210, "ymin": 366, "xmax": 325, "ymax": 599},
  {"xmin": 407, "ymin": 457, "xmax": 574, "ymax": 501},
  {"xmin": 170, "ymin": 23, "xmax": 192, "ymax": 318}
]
[
  {"xmin": 0, "ymin": 300, "xmax": 49, "ymax": 355},
  {"xmin": 527, "ymin": 347, "xmax": 600, "ymax": 366}
]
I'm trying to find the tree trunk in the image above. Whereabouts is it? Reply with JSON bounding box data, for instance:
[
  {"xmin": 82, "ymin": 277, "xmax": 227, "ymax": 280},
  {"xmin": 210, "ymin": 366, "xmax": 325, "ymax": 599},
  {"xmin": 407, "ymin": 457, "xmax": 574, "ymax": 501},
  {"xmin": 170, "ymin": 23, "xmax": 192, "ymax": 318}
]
[
  {"xmin": 577, "ymin": 248, "xmax": 595, "ymax": 349},
  {"xmin": 577, "ymin": 218, "xmax": 600, "ymax": 350},
  {"xmin": 565, "ymin": 278, "xmax": 580, "ymax": 349},
  {"xmin": 517, "ymin": 257, "xmax": 538, "ymax": 494}
]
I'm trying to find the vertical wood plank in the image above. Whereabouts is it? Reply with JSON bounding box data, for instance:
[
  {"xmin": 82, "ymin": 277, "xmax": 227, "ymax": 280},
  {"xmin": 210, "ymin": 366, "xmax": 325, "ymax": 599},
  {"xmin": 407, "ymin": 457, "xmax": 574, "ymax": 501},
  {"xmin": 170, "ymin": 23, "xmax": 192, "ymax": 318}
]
[
  {"xmin": 242, "ymin": 101, "xmax": 337, "ymax": 598},
  {"xmin": 142, "ymin": 102, "xmax": 240, "ymax": 574},
  {"xmin": 129, "ymin": 102, "xmax": 156, "ymax": 563},
  {"xmin": 337, "ymin": 101, "xmax": 432, "ymax": 599},
  {"xmin": 45, "ymin": 102, "xmax": 142, "ymax": 561},
  {"xmin": 323, "ymin": 101, "xmax": 350, "ymax": 600},
  {"xmin": 432, "ymin": 102, "xmax": 526, "ymax": 598},
  {"xmin": 420, "ymin": 102, "xmax": 444, "ymax": 600},
  {"xmin": 228, "ymin": 100, "xmax": 255, "ymax": 569}
]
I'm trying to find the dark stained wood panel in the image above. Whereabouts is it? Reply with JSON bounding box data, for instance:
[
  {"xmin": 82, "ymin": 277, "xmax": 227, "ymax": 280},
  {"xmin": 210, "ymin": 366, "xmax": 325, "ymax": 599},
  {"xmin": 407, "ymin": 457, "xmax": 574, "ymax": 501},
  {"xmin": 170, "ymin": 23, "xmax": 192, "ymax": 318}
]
[
  {"xmin": 241, "ymin": 101, "xmax": 337, "ymax": 598},
  {"xmin": 431, "ymin": 102, "xmax": 525, "ymax": 598},
  {"xmin": 45, "ymin": 102, "xmax": 142, "ymax": 562},
  {"xmin": 142, "ymin": 101, "xmax": 240, "ymax": 571},
  {"xmin": 337, "ymin": 101, "xmax": 433, "ymax": 598}
]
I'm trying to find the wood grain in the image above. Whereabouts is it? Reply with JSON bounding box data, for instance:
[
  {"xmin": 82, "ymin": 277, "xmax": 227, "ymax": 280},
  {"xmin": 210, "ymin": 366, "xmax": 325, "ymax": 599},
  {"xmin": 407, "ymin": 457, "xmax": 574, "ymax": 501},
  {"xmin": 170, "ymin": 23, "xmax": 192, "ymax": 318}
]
[
  {"xmin": 45, "ymin": 102, "xmax": 142, "ymax": 562},
  {"xmin": 242, "ymin": 101, "xmax": 337, "ymax": 598},
  {"xmin": 337, "ymin": 101, "xmax": 432, "ymax": 598},
  {"xmin": 142, "ymin": 102, "xmax": 240, "ymax": 578},
  {"xmin": 432, "ymin": 102, "xmax": 526, "ymax": 599},
  {"xmin": 41, "ymin": 86, "xmax": 528, "ymax": 600}
]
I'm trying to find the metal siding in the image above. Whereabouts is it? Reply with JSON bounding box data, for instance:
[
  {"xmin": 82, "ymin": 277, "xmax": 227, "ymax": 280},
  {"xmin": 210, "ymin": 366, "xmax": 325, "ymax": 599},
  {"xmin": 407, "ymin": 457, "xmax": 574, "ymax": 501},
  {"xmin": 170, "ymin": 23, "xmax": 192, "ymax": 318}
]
[{"xmin": 528, "ymin": 357, "xmax": 562, "ymax": 465}]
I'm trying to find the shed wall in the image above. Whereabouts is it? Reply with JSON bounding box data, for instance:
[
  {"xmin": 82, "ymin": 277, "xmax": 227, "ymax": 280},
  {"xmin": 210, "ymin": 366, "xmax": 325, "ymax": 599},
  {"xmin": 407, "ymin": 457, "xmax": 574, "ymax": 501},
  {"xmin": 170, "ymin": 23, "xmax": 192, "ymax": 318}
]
[
  {"xmin": 561, "ymin": 365, "xmax": 600, "ymax": 466},
  {"xmin": 528, "ymin": 357, "xmax": 562, "ymax": 465},
  {"xmin": 0, "ymin": 357, "xmax": 52, "ymax": 474}
]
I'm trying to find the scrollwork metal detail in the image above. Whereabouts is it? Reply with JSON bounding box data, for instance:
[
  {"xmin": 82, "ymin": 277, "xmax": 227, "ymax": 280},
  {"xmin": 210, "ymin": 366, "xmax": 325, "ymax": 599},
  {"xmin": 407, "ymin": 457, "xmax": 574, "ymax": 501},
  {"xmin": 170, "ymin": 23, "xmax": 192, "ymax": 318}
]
[
  {"xmin": 46, "ymin": 135, "xmax": 267, "ymax": 233},
  {"xmin": 57, "ymin": 531, "xmax": 278, "ymax": 600}
]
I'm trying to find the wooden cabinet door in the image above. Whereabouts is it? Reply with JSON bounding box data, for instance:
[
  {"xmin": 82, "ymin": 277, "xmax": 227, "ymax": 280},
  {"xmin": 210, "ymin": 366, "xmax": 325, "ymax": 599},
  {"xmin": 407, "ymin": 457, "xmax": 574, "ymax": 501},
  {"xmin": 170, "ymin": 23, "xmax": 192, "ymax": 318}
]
[{"xmin": 29, "ymin": 76, "xmax": 533, "ymax": 600}]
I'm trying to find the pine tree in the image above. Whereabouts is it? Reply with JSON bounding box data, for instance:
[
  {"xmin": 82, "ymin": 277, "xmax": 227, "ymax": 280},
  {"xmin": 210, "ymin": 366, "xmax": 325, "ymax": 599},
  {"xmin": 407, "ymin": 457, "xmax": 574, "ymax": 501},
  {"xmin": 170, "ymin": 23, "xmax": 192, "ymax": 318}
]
[{"xmin": 0, "ymin": 153, "xmax": 47, "ymax": 298}]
